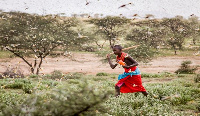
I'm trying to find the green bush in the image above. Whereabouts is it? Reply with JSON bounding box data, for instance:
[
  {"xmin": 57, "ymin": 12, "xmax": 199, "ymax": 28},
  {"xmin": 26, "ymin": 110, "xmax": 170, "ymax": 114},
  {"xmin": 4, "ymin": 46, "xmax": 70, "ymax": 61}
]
[
  {"xmin": 196, "ymin": 102, "xmax": 200, "ymax": 112},
  {"xmin": 141, "ymin": 73, "xmax": 162, "ymax": 78},
  {"xmin": 22, "ymin": 84, "xmax": 33, "ymax": 94},
  {"xmin": 124, "ymin": 43, "xmax": 157, "ymax": 63},
  {"xmin": 50, "ymin": 70, "xmax": 63, "ymax": 80},
  {"xmin": 29, "ymin": 74, "xmax": 38, "ymax": 78},
  {"xmin": 141, "ymin": 72, "xmax": 173, "ymax": 78},
  {"xmin": 96, "ymin": 72, "xmax": 109, "ymax": 76},
  {"xmin": 4, "ymin": 81, "xmax": 24, "ymax": 89},
  {"xmin": 0, "ymin": 79, "xmax": 34, "ymax": 94},
  {"xmin": 194, "ymin": 74, "xmax": 200, "ymax": 83},
  {"xmin": 0, "ymin": 92, "xmax": 25, "ymax": 106},
  {"xmin": 110, "ymin": 76, "xmax": 116, "ymax": 79},
  {"xmin": 64, "ymin": 72, "xmax": 83, "ymax": 79},
  {"xmin": 175, "ymin": 60, "xmax": 198, "ymax": 74},
  {"xmin": 177, "ymin": 74, "xmax": 187, "ymax": 77},
  {"xmin": 92, "ymin": 77, "xmax": 107, "ymax": 81},
  {"xmin": 41, "ymin": 80, "xmax": 59, "ymax": 88},
  {"xmin": 0, "ymin": 80, "xmax": 113, "ymax": 116},
  {"xmin": 198, "ymin": 84, "xmax": 200, "ymax": 88},
  {"xmin": 1, "ymin": 67, "xmax": 24, "ymax": 78},
  {"xmin": 170, "ymin": 95, "xmax": 192, "ymax": 106}
]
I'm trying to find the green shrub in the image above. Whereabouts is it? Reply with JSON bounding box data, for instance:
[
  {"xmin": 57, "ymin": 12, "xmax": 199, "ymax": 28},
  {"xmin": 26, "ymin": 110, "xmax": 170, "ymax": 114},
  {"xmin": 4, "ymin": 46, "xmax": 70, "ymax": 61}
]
[
  {"xmin": 141, "ymin": 73, "xmax": 162, "ymax": 78},
  {"xmin": 170, "ymin": 95, "xmax": 192, "ymax": 106},
  {"xmin": 141, "ymin": 72, "xmax": 174, "ymax": 78},
  {"xmin": 0, "ymin": 80, "xmax": 113, "ymax": 116},
  {"xmin": 22, "ymin": 84, "xmax": 33, "ymax": 94},
  {"xmin": 196, "ymin": 102, "xmax": 200, "ymax": 112},
  {"xmin": 96, "ymin": 72, "xmax": 109, "ymax": 76},
  {"xmin": 41, "ymin": 80, "xmax": 58, "ymax": 88},
  {"xmin": 1, "ymin": 67, "xmax": 24, "ymax": 78},
  {"xmin": 194, "ymin": 74, "xmax": 200, "ymax": 83},
  {"xmin": 92, "ymin": 77, "xmax": 107, "ymax": 81},
  {"xmin": 50, "ymin": 70, "xmax": 63, "ymax": 80},
  {"xmin": 110, "ymin": 76, "xmax": 116, "ymax": 79},
  {"xmin": 183, "ymin": 83, "xmax": 192, "ymax": 87},
  {"xmin": 4, "ymin": 82, "xmax": 24, "ymax": 89},
  {"xmin": 29, "ymin": 74, "xmax": 38, "ymax": 78},
  {"xmin": 0, "ymin": 91, "xmax": 25, "ymax": 107},
  {"xmin": 64, "ymin": 72, "xmax": 83, "ymax": 79},
  {"xmin": 177, "ymin": 74, "xmax": 187, "ymax": 77},
  {"xmin": 83, "ymin": 46, "xmax": 96, "ymax": 52},
  {"xmin": 1, "ymin": 79, "xmax": 32, "ymax": 91},
  {"xmin": 175, "ymin": 60, "xmax": 198, "ymax": 74}
]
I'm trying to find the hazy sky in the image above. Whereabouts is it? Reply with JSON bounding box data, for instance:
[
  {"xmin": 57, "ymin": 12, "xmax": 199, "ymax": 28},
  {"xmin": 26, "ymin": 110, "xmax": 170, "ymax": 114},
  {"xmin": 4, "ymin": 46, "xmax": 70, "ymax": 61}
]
[{"xmin": 0, "ymin": 0, "xmax": 200, "ymax": 18}]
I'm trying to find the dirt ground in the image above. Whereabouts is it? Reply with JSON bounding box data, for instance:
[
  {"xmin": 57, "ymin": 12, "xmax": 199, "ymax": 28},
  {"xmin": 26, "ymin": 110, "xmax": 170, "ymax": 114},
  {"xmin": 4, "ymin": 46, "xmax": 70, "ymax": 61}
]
[{"xmin": 0, "ymin": 53, "xmax": 199, "ymax": 75}]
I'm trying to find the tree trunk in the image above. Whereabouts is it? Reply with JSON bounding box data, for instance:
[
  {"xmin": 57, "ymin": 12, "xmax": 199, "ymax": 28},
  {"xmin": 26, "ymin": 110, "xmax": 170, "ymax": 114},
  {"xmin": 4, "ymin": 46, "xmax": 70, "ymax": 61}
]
[
  {"xmin": 109, "ymin": 38, "xmax": 113, "ymax": 49},
  {"xmin": 174, "ymin": 46, "xmax": 177, "ymax": 55},
  {"xmin": 36, "ymin": 56, "xmax": 43, "ymax": 75},
  {"xmin": 6, "ymin": 48, "xmax": 35, "ymax": 74},
  {"xmin": 193, "ymin": 37, "xmax": 196, "ymax": 45}
]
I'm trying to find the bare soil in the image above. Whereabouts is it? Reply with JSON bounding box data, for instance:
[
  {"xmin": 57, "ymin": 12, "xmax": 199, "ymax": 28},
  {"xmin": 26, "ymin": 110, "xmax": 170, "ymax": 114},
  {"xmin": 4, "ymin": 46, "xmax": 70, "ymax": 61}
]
[{"xmin": 0, "ymin": 53, "xmax": 199, "ymax": 75}]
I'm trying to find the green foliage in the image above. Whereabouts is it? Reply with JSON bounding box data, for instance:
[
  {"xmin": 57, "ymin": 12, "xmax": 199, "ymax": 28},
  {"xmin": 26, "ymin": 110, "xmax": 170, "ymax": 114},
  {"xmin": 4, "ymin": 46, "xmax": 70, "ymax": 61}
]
[
  {"xmin": 141, "ymin": 72, "xmax": 173, "ymax": 78},
  {"xmin": 125, "ymin": 43, "xmax": 157, "ymax": 63},
  {"xmin": 22, "ymin": 84, "xmax": 34, "ymax": 94},
  {"xmin": 106, "ymin": 80, "xmax": 199, "ymax": 115},
  {"xmin": 0, "ymin": 12, "xmax": 79, "ymax": 74},
  {"xmin": 64, "ymin": 72, "xmax": 83, "ymax": 79},
  {"xmin": 88, "ymin": 16, "xmax": 130, "ymax": 47},
  {"xmin": 162, "ymin": 18, "xmax": 193, "ymax": 54},
  {"xmin": 96, "ymin": 72, "xmax": 109, "ymax": 76},
  {"xmin": 175, "ymin": 60, "xmax": 198, "ymax": 74},
  {"xmin": 0, "ymin": 80, "xmax": 113, "ymax": 116},
  {"xmin": 0, "ymin": 79, "xmax": 31, "ymax": 89},
  {"xmin": 92, "ymin": 77, "xmax": 107, "ymax": 81},
  {"xmin": 50, "ymin": 70, "xmax": 63, "ymax": 80},
  {"xmin": 177, "ymin": 74, "xmax": 187, "ymax": 77},
  {"xmin": 1, "ymin": 66, "xmax": 24, "ymax": 79},
  {"xmin": 126, "ymin": 27, "xmax": 165, "ymax": 49},
  {"xmin": 194, "ymin": 74, "xmax": 200, "ymax": 83},
  {"xmin": 0, "ymin": 92, "xmax": 25, "ymax": 106},
  {"xmin": 28, "ymin": 74, "xmax": 38, "ymax": 78},
  {"xmin": 0, "ymin": 74, "xmax": 199, "ymax": 115},
  {"xmin": 196, "ymin": 102, "xmax": 200, "ymax": 112},
  {"xmin": 0, "ymin": 50, "xmax": 13, "ymax": 59}
]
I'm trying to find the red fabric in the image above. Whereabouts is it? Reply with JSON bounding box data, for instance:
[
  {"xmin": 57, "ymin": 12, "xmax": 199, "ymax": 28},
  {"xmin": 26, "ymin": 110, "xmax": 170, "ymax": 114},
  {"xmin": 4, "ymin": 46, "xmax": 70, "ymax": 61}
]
[
  {"xmin": 115, "ymin": 67, "xmax": 146, "ymax": 93},
  {"xmin": 116, "ymin": 52, "xmax": 127, "ymax": 62}
]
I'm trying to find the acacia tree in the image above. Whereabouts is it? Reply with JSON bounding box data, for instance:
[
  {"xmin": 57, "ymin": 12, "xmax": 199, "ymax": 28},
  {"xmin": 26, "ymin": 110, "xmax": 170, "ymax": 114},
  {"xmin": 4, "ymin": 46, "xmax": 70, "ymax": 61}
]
[
  {"xmin": 188, "ymin": 15, "xmax": 200, "ymax": 45},
  {"xmin": 0, "ymin": 12, "xmax": 77, "ymax": 74},
  {"xmin": 161, "ymin": 18, "xmax": 192, "ymax": 55},
  {"xmin": 88, "ymin": 16, "xmax": 130, "ymax": 48},
  {"xmin": 126, "ymin": 27, "xmax": 166, "ymax": 49}
]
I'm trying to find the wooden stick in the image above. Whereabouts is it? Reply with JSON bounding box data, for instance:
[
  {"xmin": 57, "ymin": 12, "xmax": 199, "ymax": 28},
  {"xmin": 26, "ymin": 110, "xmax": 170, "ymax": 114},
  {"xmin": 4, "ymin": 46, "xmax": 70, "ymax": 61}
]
[{"xmin": 110, "ymin": 45, "xmax": 140, "ymax": 55}]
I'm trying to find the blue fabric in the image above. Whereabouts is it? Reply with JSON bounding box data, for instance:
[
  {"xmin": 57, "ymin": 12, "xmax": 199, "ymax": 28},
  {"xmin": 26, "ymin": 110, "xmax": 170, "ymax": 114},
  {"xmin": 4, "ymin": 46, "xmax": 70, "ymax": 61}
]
[{"xmin": 118, "ymin": 67, "xmax": 141, "ymax": 80}]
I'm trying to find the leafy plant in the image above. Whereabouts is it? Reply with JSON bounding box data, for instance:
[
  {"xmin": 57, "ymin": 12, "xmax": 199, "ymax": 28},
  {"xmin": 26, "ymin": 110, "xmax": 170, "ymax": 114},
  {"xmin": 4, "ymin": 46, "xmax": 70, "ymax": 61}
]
[
  {"xmin": 0, "ymin": 12, "xmax": 78, "ymax": 74},
  {"xmin": 194, "ymin": 74, "xmax": 200, "ymax": 83},
  {"xmin": 1, "ymin": 66, "xmax": 24, "ymax": 79},
  {"xmin": 175, "ymin": 60, "xmax": 198, "ymax": 74},
  {"xmin": 0, "ymin": 80, "xmax": 113, "ymax": 116},
  {"xmin": 50, "ymin": 70, "xmax": 63, "ymax": 80},
  {"xmin": 96, "ymin": 72, "xmax": 109, "ymax": 76}
]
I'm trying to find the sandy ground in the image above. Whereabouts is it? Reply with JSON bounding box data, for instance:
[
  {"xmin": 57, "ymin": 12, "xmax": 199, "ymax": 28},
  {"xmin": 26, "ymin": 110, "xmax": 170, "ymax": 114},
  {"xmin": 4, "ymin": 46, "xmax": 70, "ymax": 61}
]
[{"xmin": 0, "ymin": 53, "xmax": 199, "ymax": 75}]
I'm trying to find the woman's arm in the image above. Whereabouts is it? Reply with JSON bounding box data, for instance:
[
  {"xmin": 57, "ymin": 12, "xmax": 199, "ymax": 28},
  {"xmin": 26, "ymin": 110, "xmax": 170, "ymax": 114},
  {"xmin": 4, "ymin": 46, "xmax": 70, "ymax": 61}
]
[
  {"xmin": 122, "ymin": 56, "xmax": 138, "ymax": 68},
  {"xmin": 107, "ymin": 54, "xmax": 118, "ymax": 69}
]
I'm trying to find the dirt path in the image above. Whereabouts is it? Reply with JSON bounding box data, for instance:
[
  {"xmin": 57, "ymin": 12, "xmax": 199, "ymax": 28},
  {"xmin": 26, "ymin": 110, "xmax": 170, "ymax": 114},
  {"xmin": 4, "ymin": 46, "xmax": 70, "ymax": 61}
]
[{"xmin": 0, "ymin": 53, "xmax": 199, "ymax": 75}]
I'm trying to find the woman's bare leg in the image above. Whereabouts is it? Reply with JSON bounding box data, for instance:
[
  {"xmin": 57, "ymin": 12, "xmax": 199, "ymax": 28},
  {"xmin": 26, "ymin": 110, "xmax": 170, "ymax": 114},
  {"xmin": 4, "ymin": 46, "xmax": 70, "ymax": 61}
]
[
  {"xmin": 141, "ymin": 91, "xmax": 148, "ymax": 97},
  {"xmin": 115, "ymin": 83, "xmax": 125, "ymax": 97}
]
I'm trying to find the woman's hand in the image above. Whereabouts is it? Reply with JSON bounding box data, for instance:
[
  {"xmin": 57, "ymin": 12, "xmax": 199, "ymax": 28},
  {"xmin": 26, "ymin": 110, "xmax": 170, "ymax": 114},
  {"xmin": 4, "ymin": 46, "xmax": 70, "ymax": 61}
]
[{"xmin": 106, "ymin": 53, "xmax": 111, "ymax": 59}]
